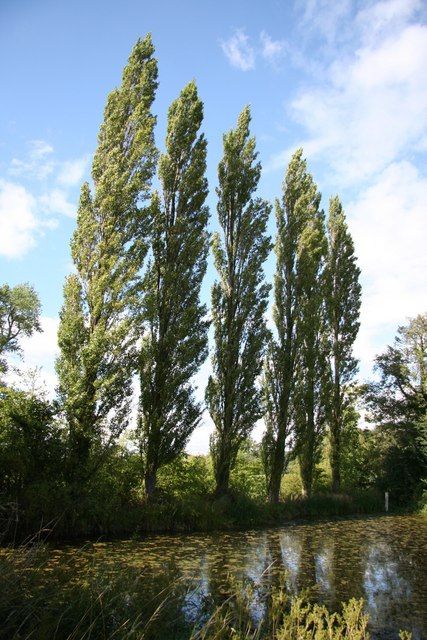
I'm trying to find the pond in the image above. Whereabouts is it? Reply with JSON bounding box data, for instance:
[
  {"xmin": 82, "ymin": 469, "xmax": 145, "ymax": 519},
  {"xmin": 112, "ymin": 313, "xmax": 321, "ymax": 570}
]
[{"xmin": 36, "ymin": 514, "xmax": 427, "ymax": 638}]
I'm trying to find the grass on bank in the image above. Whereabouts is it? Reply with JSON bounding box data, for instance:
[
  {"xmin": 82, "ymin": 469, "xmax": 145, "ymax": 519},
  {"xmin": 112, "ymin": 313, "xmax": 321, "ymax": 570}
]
[
  {"xmin": 127, "ymin": 489, "xmax": 384, "ymax": 536},
  {"xmin": 0, "ymin": 487, "xmax": 384, "ymax": 542}
]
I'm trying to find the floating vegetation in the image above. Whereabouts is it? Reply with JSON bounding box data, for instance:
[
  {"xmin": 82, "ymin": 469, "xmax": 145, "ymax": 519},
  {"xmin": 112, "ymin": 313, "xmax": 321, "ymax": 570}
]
[{"xmin": 0, "ymin": 515, "xmax": 425, "ymax": 639}]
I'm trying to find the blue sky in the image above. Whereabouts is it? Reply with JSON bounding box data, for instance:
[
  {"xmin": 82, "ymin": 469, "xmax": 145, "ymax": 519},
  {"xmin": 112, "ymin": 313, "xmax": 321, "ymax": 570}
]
[{"xmin": 1, "ymin": 0, "xmax": 426, "ymax": 452}]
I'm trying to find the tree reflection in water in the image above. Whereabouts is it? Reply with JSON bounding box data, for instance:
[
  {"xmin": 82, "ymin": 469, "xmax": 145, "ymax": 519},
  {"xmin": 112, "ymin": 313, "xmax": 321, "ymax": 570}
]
[{"xmin": 31, "ymin": 515, "xmax": 427, "ymax": 639}]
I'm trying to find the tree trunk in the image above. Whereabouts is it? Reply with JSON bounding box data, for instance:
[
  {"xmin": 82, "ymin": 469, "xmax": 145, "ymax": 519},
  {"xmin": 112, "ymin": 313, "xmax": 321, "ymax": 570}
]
[
  {"xmin": 268, "ymin": 465, "xmax": 282, "ymax": 504},
  {"xmin": 299, "ymin": 452, "xmax": 313, "ymax": 498},
  {"xmin": 214, "ymin": 452, "xmax": 231, "ymax": 497},
  {"xmin": 144, "ymin": 467, "xmax": 157, "ymax": 498},
  {"xmin": 330, "ymin": 345, "xmax": 342, "ymax": 494},
  {"xmin": 268, "ymin": 434, "xmax": 286, "ymax": 504},
  {"xmin": 268, "ymin": 397, "xmax": 290, "ymax": 504},
  {"xmin": 331, "ymin": 429, "xmax": 341, "ymax": 493}
]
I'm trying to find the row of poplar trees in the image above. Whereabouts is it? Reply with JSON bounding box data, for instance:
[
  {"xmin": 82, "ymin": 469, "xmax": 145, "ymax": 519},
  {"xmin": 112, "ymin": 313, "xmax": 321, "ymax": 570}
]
[{"xmin": 56, "ymin": 36, "xmax": 361, "ymax": 503}]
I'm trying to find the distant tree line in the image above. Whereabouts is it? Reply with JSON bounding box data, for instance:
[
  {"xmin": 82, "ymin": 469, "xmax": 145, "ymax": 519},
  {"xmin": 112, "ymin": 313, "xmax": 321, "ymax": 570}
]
[{"xmin": 0, "ymin": 36, "xmax": 425, "ymax": 536}]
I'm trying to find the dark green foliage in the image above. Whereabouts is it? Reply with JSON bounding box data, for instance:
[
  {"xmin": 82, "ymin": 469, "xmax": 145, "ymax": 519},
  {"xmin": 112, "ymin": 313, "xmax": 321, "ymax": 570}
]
[
  {"xmin": 158, "ymin": 454, "xmax": 214, "ymax": 497},
  {"xmin": 325, "ymin": 196, "xmax": 361, "ymax": 492},
  {"xmin": 292, "ymin": 169, "xmax": 329, "ymax": 498},
  {"xmin": 0, "ymin": 385, "xmax": 64, "ymax": 539},
  {"xmin": 0, "ymin": 283, "xmax": 41, "ymax": 375},
  {"xmin": 364, "ymin": 313, "xmax": 427, "ymax": 502},
  {"xmin": 138, "ymin": 81, "xmax": 209, "ymax": 497},
  {"xmin": 0, "ymin": 387, "xmax": 60, "ymax": 488},
  {"xmin": 262, "ymin": 150, "xmax": 323, "ymax": 503},
  {"xmin": 334, "ymin": 400, "xmax": 365, "ymax": 491},
  {"xmin": 231, "ymin": 439, "xmax": 267, "ymax": 500},
  {"xmin": 206, "ymin": 107, "xmax": 271, "ymax": 496}
]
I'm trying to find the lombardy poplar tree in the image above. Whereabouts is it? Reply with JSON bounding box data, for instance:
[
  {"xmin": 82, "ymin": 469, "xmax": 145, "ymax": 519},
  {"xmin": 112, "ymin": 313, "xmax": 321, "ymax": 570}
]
[
  {"xmin": 294, "ymin": 203, "xmax": 329, "ymax": 498},
  {"xmin": 325, "ymin": 196, "xmax": 361, "ymax": 493},
  {"xmin": 56, "ymin": 36, "xmax": 158, "ymax": 482},
  {"xmin": 138, "ymin": 82, "xmax": 209, "ymax": 497},
  {"xmin": 206, "ymin": 107, "xmax": 271, "ymax": 497},
  {"xmin": 262, "ymin": 150, "xmax": 321, "ymax": 503}
]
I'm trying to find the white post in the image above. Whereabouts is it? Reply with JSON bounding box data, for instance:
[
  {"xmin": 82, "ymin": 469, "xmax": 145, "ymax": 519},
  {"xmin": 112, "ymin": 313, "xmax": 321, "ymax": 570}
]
[{"xmin": 385, "ymin": 491, "xmax": 389, "ymax": 512}]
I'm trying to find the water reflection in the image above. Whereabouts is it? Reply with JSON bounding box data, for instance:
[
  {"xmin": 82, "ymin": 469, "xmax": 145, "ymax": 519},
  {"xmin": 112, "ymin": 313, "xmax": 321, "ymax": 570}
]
[{"xmin": 49, "ymin": 515, "xmax": 427, "ymax": 639}]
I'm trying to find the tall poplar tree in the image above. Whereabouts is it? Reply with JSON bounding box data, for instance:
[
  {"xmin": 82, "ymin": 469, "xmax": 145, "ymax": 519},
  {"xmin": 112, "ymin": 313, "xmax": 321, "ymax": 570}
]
[
  {"xmin": 56, "ymin": 36, "xmax": 158, "ymax": 482},
  {"xmin": 262, "ymin": 150, "xmax": 322, "ymax": 503},
  {"xmin": 294, "ymin": 208, "xmax": 329, "ymax": 497},
  {"xmin": 138, "ymin": 81, "xmax": 209, "ymax": 497},
  {"xmin": 206, "ymin": 107, "xmax": 271, "ymax": 497},
  {"xmin": 325, "ymin": 196, "xmax": 361, "ymax": 493}
]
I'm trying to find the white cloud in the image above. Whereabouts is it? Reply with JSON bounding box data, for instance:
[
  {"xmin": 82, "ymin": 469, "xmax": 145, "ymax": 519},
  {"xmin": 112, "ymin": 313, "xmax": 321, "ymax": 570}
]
[
  {"xmin": 57, "ymin": 156, "xmax": 89, "ymax": 187},
  {"xmin": 286, "ymin": 22, "xmax": 427, "ymax": 186},
  {"xmin": 20, "ymin": 315, "xmax": 60, "ymax": 364},
  {"xmin": 29, "ymin": 139, "xmax": 54, "ymax": 159},
  {"xmin": 0, "ymin": 180, "xmax": 39, "ymax": 258},
  {"xmin": 0, "ymin": 145, "xmax": 79, "ymax": 258},
  {"xmin": 10, "ymin": 139, "xmax": 54, "ymax": 181},
  {"xmin": 268, "ymin": 0, "xmax": 427, "ymax": 187},
  {"xmin": 267, "ymin": 0, "xmax": 427, "ymax": 381},
  {"xmin": 297, "ymin": 0, "xmax": 354, "ymax": 46},
  {"xmin": 10, "ymin": 157, "xmax": 54, "ymax": 181},
  {"xmin": 221, "ymin": 29, "xmax": 255, "ymax": 71},
  {"xmin": 260, "ymin": 31, "xmax": 285, "ymax": 67},
  {"xmin": 349, "ymin": 160, "xmax": 427, "ymax": 375},
  {"xmin": 5, "ymin": 316, "xmax": 59, "ymax": 398},
  {"xmin": 356, "ymin": 0, "xmax": 423, "ymax": 43},
  {"xmin": 40, "ymin": 188, "xmax": 76, "ymax": 218},
  {"xmin": 7, "ymin": 144, "xmax": 86, "ymax": 226},
  {"xmin": 10, "ymin": 142, "xmax": 89, "ymax": 190}
]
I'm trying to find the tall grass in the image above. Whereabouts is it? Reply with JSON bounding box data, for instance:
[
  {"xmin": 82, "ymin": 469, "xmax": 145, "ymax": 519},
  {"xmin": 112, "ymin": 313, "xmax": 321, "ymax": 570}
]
[
  {"xmin": 0, "ymin": 539, "xmax": 411, "ymax": 640},
  {"xmin": 1, "ymin": 488, "xmax": 384, "ymax": 542}
]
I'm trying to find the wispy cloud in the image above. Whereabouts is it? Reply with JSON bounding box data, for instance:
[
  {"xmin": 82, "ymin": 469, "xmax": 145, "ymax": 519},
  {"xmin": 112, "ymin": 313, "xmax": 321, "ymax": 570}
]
[
  {"xmin": 2, "ymin": 141, "xmax": 87, "ymax": 257},
  {"xmin": 221, "ymin": 29, "xmax": 288, "ymax": 71},
  {"xmin": 10, "ymin": 141, "xmax": 89, "ymax": 188},
  {"xmin": 278, "ymin": 22, "xmax": 427, "ymax": 185},
  {"xmin": 260, "ymin": 31, "xmax": 285, "ymax": 67},
  {"xmin": 10, "ymin": 139, "xmax": 55, "ymax": 181},
  {"xmin": 268, "ymin": 0, "xmax": 427, "ymax": 377},
  {"xmin": 356, "ymin": 0, "xmax": 424, "ymax": 43},
  {"xmin": 221, "ymin": 29, "xmax": 255, "ymax": 71},
  {"xmin": 57, "ymin": 155, "xmax": 90, "ymax": 187},
  {"xmin": 29, "ymin": 139, "xmax": 54, "ymax": 159},
  {"xmin": 40, "ymin": 189, "xmax": 76, "ymax": 218},
  {"xmin": 0, "ymin": 180, "xmax": 39, "ymax": 258},
  {"xmin": 297, "ymin": 0, "xmax": 354, "ymax": 47}
]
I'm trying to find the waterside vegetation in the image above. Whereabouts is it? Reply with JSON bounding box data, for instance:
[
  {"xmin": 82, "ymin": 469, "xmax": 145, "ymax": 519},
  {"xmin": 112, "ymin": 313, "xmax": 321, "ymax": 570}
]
[
  {"xmin": 1, "ymin": 35, "xmax": 426, "ymax": 543},
  {"xmin": 0, "ymin": 532, "xmax": 416, "ymax": 640}
]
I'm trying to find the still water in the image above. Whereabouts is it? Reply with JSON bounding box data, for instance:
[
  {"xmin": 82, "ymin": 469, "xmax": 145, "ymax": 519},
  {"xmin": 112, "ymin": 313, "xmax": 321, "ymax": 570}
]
[{"xmin": 52, "ymin": 514, "xmax": 427, "ymax": 639}]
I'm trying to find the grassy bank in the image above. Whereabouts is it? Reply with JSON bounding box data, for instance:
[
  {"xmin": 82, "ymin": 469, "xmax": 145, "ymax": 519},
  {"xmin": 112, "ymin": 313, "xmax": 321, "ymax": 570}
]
[
  {"xmin": 1, "ymin": 489, "xmax": 385, "ymax": 542},
  {"xmin": 125, "ymin": 490, "xmax": 385, "ymax": 537}
]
